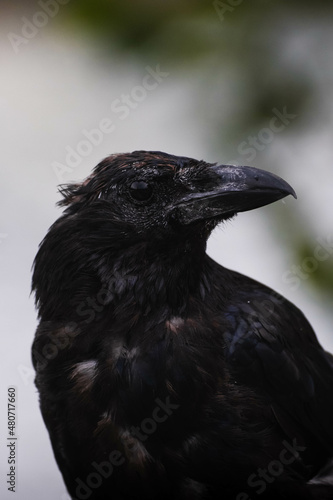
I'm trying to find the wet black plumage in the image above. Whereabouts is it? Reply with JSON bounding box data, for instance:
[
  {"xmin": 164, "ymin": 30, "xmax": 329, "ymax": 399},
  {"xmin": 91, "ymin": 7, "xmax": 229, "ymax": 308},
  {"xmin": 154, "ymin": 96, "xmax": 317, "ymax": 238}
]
[{"xmin": 32, "ymin": 151, "xmax": 333, "ymax": 499}]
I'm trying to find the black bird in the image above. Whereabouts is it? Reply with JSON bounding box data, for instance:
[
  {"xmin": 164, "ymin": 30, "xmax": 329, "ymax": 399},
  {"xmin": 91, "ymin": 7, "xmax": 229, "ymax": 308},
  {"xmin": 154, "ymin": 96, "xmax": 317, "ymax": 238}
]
[{"xmin": 32, "ymin": 151, "xmax": 333, "ymax": 500}]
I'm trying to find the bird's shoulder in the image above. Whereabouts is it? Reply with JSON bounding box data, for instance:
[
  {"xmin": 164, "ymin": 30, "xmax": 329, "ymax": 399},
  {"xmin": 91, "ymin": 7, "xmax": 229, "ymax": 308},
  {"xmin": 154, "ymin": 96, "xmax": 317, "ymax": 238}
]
[{"xmin": 214, "ymin": 267, "xmax": 333, "ymax": 453}]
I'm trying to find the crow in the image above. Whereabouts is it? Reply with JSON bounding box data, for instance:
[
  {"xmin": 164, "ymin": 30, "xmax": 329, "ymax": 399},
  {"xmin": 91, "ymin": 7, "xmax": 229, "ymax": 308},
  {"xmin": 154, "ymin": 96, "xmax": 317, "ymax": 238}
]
[{"xmin": 32, "ymin": 151, "xmax": 333, "ymax": 500}]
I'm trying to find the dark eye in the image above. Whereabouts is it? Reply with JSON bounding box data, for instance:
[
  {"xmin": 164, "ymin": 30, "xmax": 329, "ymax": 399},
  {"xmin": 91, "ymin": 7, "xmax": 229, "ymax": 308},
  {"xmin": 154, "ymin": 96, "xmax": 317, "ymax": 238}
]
[{"xmin": 129, "ymin": 180, "xmax": 153, "ymax": 202}]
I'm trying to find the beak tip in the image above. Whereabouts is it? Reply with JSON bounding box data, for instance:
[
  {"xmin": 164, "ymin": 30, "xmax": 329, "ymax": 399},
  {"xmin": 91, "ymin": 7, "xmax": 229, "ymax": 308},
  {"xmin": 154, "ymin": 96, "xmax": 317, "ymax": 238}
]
[{"xmin": 286, "ymin": 185, "xmax": 297, "ymax": 200}]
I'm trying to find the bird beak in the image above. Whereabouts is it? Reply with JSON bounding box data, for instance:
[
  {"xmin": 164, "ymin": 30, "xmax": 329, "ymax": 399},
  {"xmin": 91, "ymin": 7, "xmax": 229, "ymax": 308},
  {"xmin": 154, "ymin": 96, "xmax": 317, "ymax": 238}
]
[{"xmin": 172, "ymin": 164, "xmax": 297, "ymax": 225}]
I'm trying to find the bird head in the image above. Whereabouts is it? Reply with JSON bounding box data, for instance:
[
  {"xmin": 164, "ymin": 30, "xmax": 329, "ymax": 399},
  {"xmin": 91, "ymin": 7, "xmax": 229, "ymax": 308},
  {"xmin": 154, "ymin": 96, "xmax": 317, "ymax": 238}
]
[
  {"xmin": 33, "ymin": 151, "xmax": 296, "ymax": 318},
  {"xmin": 59, "ymin": 150, "xmax": 296, "ymax": 245}
]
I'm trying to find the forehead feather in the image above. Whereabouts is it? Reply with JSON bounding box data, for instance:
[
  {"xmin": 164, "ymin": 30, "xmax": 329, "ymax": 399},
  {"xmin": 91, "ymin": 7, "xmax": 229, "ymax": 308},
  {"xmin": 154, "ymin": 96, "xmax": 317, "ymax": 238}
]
[{"xmin": 58, "ymin": 150, "xmax": 210, "ymax": 206}]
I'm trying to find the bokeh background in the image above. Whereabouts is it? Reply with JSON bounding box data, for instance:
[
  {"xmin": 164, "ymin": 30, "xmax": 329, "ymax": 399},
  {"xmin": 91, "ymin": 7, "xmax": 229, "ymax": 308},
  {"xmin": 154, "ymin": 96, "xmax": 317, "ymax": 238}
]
[{"xmin": 1, "ymin": 1, "xmax": 333, "ymax": 498}]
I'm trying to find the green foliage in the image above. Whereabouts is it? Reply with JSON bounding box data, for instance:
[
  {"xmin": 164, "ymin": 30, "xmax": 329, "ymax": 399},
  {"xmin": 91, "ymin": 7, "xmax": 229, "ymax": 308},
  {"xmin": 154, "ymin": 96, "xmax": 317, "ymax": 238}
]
[{"xmin": 296, "ymin": 239, "xmax": 333, "ymax": 297}]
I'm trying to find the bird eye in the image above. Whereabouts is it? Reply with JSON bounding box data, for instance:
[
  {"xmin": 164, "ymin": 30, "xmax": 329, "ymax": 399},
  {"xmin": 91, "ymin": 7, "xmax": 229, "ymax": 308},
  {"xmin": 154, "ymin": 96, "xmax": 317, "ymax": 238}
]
[{"xmin": 129, "ymin": 180, "xmax": 153, "ymax": 202}]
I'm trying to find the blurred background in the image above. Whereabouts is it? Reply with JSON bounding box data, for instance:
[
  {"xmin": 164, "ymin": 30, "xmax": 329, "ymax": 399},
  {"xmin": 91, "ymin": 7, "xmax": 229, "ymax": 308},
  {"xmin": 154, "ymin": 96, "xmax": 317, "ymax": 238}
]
[{"xmin": 1, "ymin": 1, "xmax": 333, "ymax": 498}]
